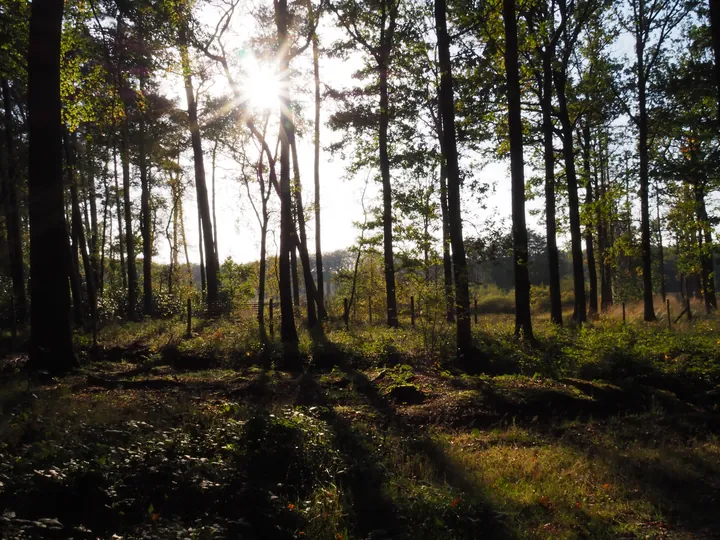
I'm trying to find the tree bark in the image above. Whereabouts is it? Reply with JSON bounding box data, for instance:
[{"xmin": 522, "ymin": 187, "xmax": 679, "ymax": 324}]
[
  {"xmin": 290, "ymin": 137, "xmax": 318, "ymax": 326},
  {"xmin": 66, "ymin": 131, "xmax": 97, "ymax": 329},
  {"xmin": 436, "ymin": 0, "xmax": 473, "ymax": 357},
  {"xmin": 139, "ymin": 76, "xmax": 153, "ymax": 316},
  {"xmin": 120, "ymin": 120, "xmax": 137, "ymax": 319},
  {"xmin": 597, "ymin": 131, "xmax": 612, "ymax": 310},
  {"xmin": 27, "ymin": 0, "xmax": 75, "ymax": 372},
  {"xmin": 503, "ymin": 0, "xmax": 534, "ymax": 339},
  {"xmin": 635, "ymin": 0, "xmax": 656, "ymax": 321},
  {"xmin": 540, "ymin": 53, "xmax": 563, "ymax": 325},
  {"xmin": 276, "ymin": 0, "xmax": 300, "ymax": 348},
  {"xmin": 311, "ymin": 18, "xmax": 327, "ymax": 320},
  {"xmin": 581, "ymin": 125, "xmax": 598, "ymax": 317},
  {"xmin": 379, "ymin": 59, "xmax": 399, "ymax": 328},
  {"xmin": 695, "ymin": 182, "xmax": 717, "ymax": 311},
  {"xmin": 553, "ymin": 68, "xmax": 586, "ymax": 324},
  {"xmin": 435, "ymin": 118, "xmax": 455, "ymax": 322},
  {"xmin": 180, "ymin": 29, "xmax": 218, "ymax": 312},
  {"xmin": 112, "ymin": 139, "xmax": 127, "ymax": 291},
  {"xmin": 1, "ymin": 78, "xmax": 26, "ymax": 325}
]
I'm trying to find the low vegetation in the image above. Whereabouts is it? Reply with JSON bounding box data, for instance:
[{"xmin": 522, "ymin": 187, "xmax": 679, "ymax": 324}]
[{"xmin": 2, "ymin": 309, "xmax": 719, "ymax": 539}]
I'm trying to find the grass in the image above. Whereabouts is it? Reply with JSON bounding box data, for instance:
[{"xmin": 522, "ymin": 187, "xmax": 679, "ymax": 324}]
[{"xmin": 1, "ymin": 306, "xmax": 719, "ymax": 538}]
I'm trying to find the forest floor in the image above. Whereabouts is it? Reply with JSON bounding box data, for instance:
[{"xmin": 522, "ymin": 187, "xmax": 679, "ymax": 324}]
[{"xmin": 1, "ymin": 312, "xmax": 720, "ymax": 539}]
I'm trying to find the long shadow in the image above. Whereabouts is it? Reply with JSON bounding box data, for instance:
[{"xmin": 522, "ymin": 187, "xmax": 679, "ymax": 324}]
[
  {"xmin": 294, "ymin": 371, "xmax": 408, "ymax": 538},
  {"xmin": 305, "ymin": 334, "xmax": 516, "ymax": 538}
]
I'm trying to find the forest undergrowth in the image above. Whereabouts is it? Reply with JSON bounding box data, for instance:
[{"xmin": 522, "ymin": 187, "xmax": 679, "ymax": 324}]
[{"xmin": 1, "ymin": 310, "xmax": 719, "ymax": 539}]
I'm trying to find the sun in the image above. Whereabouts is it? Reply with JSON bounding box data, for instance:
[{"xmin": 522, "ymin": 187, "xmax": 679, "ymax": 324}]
[{"xmin": 241, "ymin": 55, "xmax": 281, "ymax": 112}]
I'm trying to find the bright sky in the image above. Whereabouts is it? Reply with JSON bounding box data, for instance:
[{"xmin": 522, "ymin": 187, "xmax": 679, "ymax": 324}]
[{"xmin": 154, "ymin": 3, "xmax": 558, "ymax": 266}]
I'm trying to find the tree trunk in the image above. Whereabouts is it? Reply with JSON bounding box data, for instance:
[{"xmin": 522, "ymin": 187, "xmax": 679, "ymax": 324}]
[
  {"xmin": 1, "ymin": 78, "xmax": 26, "ymax": 325},
  {"xmin": 379, "ymin": 60, "xmax": 399, "ymax": 328},
  {"xmin": 67, "ymin": 208, "xmax": 85, "ymax": 327},
  {"xmin": 180, "ymin": 30, "xmax": 218, "ymax": 312},
  {"xmin": 597, "ymin": 132, "xmax": 613, "ymax": 310},
  {"xmin": 655, "ymin": 184, "xmax": 666, "ymax": 303},
  {"xmin": 276, "ymin": 0, "xmax": 299, "ymax": 348},
  {"xmin": 581, "ymin": 125, "xmax": 598, "ymax": 317},
  {"xmin": 695, "ymin": 182, "xmax": 717, "ymax": 311},
  {"xmin": 540, "ymin": 54, "xmax": 563, "ymax": 325},
  {"xmin": 635, "ymin": 3, "xmax": 656, "ymax": 321},
  {"xmin": 112, "ymin": 139, "xmax": 127, "ymax": 291},
  {"xmin": 553, "ymin": 68, "xmax": 586, "ymax": 324},
  {"xmin": 139, "ymin": 76, "xmax": 153, "ymax": 316},
  {"xmin": 27, "ymin": 0, "xmax": 75, "ymax": 372},
  {"xmin": 211, "ymin": 141, "xmax": 219, "ymax": 267},
  {"xmin": 290, "ymin": 239, "xmax": 300, "ymax": 307},
  {"xmin": 290, "ymin": 138, "xmax": 319, "ymax": 326},
  {"xmin": 119, "ymin": 121, "xmax": 137, "ymax": 319},
  {"xmin": 503, "ymin": 0, "xmax": 534, "ymax": 339},
  {"xmin": 436, "ymin": 0, "xmax": 473, "ymax": 357},
  {"xmin": 198, "ymin": 210, "xmax": 205, "ymax": 297},
  {"xmin": 435, "ymin": 119, "xmax": 455, "ymax": 322},
  {"xmin": 83, "ymin": 137, "xmax": 99, "ymax": 289},
  {"xmin": 66, "ymin": 131, "xmax": 97, "ymax": 328},
  {"xmin": 311, "ymin": 20, "xmax": 327, "ymax": 320}
]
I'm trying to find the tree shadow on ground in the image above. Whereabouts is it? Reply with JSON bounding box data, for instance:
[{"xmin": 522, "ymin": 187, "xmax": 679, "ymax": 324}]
[{"xmin": 303, "ymin": 334, "xmax": 518, "ymax": 538}]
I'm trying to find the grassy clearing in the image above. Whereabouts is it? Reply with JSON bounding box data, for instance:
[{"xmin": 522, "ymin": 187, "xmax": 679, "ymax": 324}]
[{"xmin": 1, "ymin": 309, "xmax": 720, "ymax": 538}]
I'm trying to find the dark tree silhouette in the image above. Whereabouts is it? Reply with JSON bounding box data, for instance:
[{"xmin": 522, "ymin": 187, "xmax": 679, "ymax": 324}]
[
  {"xmin": 435, "ymin": 0, "xmax": 473, "ymax": 358},
  {"xmin": 503, "ymin": 0, "xmax": 534, "ymax": 339},
  {"xmin": 27, "ymin": 0, "xmax": 75, "ymax": 372}
]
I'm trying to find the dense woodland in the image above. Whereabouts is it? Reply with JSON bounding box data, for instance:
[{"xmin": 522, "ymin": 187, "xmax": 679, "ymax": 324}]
[{"xmin": 1, "ymin": 0, "xmax": 720, "ymax": 538}]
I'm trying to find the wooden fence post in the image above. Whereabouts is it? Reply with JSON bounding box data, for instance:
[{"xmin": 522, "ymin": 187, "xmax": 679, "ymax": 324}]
[
  {"xmin": 269, "ymin": 298, "xmax": 274, "ymax": 337},
  {"xmin": 410, "ymin": 296, "xmax": 415, "ymax": 328},
  {"xmin": 622, "ymin": 302, "xmax": 626, "ymax": 324},
  {"xmin": 186, "ymin": 298, "xmax": 192, "ymax": 338},
  {"xmin": 666, "ymin": 299, "xmax": 671, "ymax": 329}
]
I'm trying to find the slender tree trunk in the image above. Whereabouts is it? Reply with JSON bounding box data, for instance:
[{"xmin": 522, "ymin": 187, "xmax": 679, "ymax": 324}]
[
  {"xmin": 119, "ymin": 121, "xmax": 137, "ymax": 319},
  {"xmin": 66, "ymin": 132, "xmax": 97, "ymax": 329},
  {"xmin": 436, "ymin": 0, "xmax": 473, "ymax": 357},
  {"xmin": 655, "ymin": 184, "xmax": 666, "ymax": 303},
  {"xmin": 540, "ymin": 53, "xmax": 563, "ymax": 325},
  {"xmin": 553, "ymin": 68, "xmax": 586, "ymax": 324},
  {"xmin": 581, "ymin": 125, "xmax": 598, "ymax": 317},
  {"xmin": 139, "ymin": 77, "xmax": 153, "ymax": 316},
  {"xmin": 435, "ymin": 119, "xmax": 455, "ymax": 322},
  {"xmin": 276, "ymin": 0, "xmax": 299, "ymax": 347},
  {"xmin": 178, "ymin": 196, "xmax": 192, "ymax": 287},
  {"xmin": 635, "ymin": 3, "xmax": 656, "ymax": 321},
  {"xmin": 695, "ymin": 182, "xmax": 717, "ymax": 310},
  {"xmin": 180, "ymin": 30, "xmax": 218, "ymax": 312},
  {"xmin": 378, "ymin": 60, "xmax": 399, "ymax": 328},
  {"xmin": 198, "ymin": 210, "xmax": 205, "ymax": 297},
  {"xmin": 67, "ymin": 209, "xmax": 84, "ymax": 327},
  {"xmin": 99, "ymin": 155, "xmax": 110, "ymax": 298},
  {"xmin": 1, "ymin": 78, "xmax": 26, "ymax": 325},
  {"xmin": 112, "ymin": 139, "xmax": 127, "ymax": 290},
  {"xmin": 211, "ymin": 141, "xmax": 219, "ymax": 267},
  {"xmin": 311, "ymin": 21, "xmax": 327, "ymax": 320},
  {"xmin": 27, "ymin": 0, "xmax": 75, "ymax": 371},
  {"xmin": 290, "ymin": 243, "xmax": 300, "ymax": 307},
  {"xmin": 503, "ymin": 0, "xmax": 534, "ymax": 339},
  {"xmin": 597, "ymin": 132, "xmax": 612, "ymax": 310},
  {"xmin": 290, "ymin": 138, "xmax": 319, "ymax": 326},
  {"xmin": 84, "ymin": 137, "xmax": 99, "ymax": 288}
]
